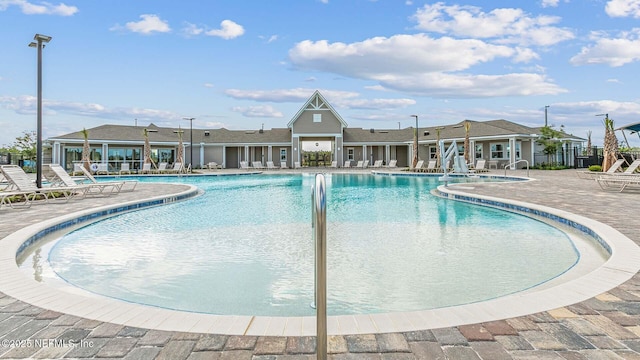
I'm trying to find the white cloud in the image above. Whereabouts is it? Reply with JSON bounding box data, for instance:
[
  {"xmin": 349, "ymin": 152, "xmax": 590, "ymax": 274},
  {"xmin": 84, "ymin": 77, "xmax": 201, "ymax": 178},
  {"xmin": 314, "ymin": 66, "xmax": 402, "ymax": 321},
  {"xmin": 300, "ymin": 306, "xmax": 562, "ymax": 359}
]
[
  {"xmin": 541, "ymin": 0, "xmax": 559, "ymax": 8},
  {"xmin": 231, "ymin": 105, "xmax": 284, "ymax": 118},
  {"xmin": 205, "ymin": 20, "xmax": 245, "ymax": 39},
  {"xmin": 606, "ymin": 0, "xmax": 640, "ymax": 18},
  {"xmin": 412, "ymin": 3, "xmax": 574, "ymax": 46},
  {"xmin": 0, "ymin": 0, "xmax": 78, "ymax": 16},
  {"xmin": 203, "ymin": 83, "xmax": 214, "ymax": 88},
  {"xmin": 182, "ymin": 23, "xmax": 204, "ymax": 37},
  {"xmin": 570, "ymin": 29, "xmax": 640, "ymax": 67},
  {"xmin": 114, "ymin": 14, "xmax": 171, "ymax": 35}
]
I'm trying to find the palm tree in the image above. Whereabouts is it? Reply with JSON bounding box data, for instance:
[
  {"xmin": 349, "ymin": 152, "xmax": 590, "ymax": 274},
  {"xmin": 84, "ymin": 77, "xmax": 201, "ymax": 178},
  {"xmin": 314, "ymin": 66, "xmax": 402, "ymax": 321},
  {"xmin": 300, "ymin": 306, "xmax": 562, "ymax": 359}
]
[
  {"xmin": 435, "ymin": 127, "xmax": 442, "ymax": 169},
  {"xmin": 586, "ymin": 130, "xmax": 592, "ymax": 156},
  {"xmin": 143, "ymin": 129, "xmax": 156, "ymax": 169},
  {"xmin": 81, "ymin": 128, "xmax": 90, "ymax": 171},
  {"xmin": 602, "ymin": 116, "xmax": 619, "ymax": 172},
  {"xmin": 463, "ymin": 121, "xmax": 471, "ymax": 163},
  {"xmin": 412, "ymin": 126, "xmax": 418, "ymax": 169}
]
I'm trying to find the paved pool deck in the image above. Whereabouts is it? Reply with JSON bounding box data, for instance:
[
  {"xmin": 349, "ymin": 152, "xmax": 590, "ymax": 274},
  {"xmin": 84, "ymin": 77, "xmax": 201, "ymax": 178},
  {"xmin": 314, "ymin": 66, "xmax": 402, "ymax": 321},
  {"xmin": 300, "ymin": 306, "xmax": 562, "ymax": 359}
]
[{"xmin": 1, "ymin": 169, "xmax": 640, "ymax": 359}]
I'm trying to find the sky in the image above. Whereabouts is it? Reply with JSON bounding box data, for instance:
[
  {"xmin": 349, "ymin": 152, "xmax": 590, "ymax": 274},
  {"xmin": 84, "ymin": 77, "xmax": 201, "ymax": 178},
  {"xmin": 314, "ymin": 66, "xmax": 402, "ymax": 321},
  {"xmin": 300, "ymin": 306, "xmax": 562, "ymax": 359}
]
[{"xmin": 1, "ymin": 0, "xmax": 640, "ymax": 149}]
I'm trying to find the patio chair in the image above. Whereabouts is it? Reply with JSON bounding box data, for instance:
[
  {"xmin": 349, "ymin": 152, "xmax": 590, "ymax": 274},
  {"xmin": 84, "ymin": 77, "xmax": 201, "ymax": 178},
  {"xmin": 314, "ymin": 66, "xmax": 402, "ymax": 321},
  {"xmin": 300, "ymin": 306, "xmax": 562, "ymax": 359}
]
[
  {"xmin": 343, "ymin": 160, "xmax": 351, "ymax": 168},
  {"xmin": 240, "ymin": 161, "xmax": 250, "ymax": 170},
  {"xmin": 0, "ymin": 165, "xmax": 77, "ymax": 203},
  {"xmin": 140, "ymin": 163, "xmax": 154, "ymax": 174},
  {"xmin": 252, "ymin": 161, "xmax": 265, "ymax": 169},
  {"xmin": 577, "ymin": 158, "xmax": 626, "ymax": 179},
  {"xmin": 362, "ymin": 160, "xmax": 369, "ymax": 168},
  {"xmin": 44, "ymin": 164, "xmax": 119, "ymax": 197},
  {"xmin": 280, "ymin": 162, "xmax": 288, "ymax": 169},
  {"xmin": 207, "ymin": 162, "xmax": 222, "ymax": 170},
  {"xmin": 76, "ymin": 164, "xmax": 137, "ymax": 192},
  {"xmin": 96, "ymin": 163, "xmax": 109, "ymax": 175},
  {"xmin": 0, "ymin": 190, "xmax": 35, "ymax": 209},
  {"xmin": 596, "ymin": 174, "xmax": 640, "ymax": 192},
  {"xmin": 166, "ymin": 162, "xmax": 183, "ymax": 174},
  {"xmin": 156, "ymin": 162, "xmax": 169, "ymax": 174},
  {"xmin": 119, "ymin": 163, "xmax": 131, "ymax": 175},
  {"xmin": 413, "ymin": 160, "xmax": 424, "ymax": 172},
  {"xmin": 469, "ymin": 159, "xmax": 488, "ymax": 173},
  {"xmin": 424, "ymin": 160, "xmax": 437, "ymax": 173},
  {"xmin": 355, "ymin": 160, "xmax": 363, "ymax": 168},
  {"xmin": 372, "ymin": 160, "xmax": 383, "ymax": 168},
  {"xmin": 621, "ymin": 159, "xmax": 640, "ymax": 174},
  {"xmin": 294, "ymin": 162, "xmax": 301, "ymax": 169},
  {"xmin": 387, "ymin": 160, "xmax": 397, "ymax": 168}
]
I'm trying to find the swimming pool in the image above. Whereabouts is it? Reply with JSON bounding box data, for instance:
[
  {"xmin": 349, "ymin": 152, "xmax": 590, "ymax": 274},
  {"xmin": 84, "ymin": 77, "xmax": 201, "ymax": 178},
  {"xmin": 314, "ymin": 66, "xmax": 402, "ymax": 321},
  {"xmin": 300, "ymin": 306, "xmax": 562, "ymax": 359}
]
[{"xmin": 19, "ymin": 173, "xmax": 604, "ymax": 317}]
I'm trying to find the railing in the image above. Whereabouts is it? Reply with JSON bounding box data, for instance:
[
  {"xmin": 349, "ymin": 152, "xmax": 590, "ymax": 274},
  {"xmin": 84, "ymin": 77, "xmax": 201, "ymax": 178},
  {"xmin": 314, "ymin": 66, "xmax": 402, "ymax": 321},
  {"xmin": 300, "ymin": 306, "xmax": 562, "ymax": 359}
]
[
  {"xmin": 312, "ymin": 174, "xmax": 327, "ymax": 360},
  {"xmin": 504, "ymin": 159, "xmax": 530, "ymax": 177}
]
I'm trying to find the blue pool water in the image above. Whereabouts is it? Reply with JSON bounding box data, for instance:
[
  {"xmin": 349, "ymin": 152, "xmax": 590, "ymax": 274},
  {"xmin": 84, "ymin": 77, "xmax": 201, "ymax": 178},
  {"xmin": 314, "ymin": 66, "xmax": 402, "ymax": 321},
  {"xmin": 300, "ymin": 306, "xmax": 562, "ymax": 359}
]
[{"xmin": 34, "ymin": 174, "xmax": 581, "ymax": 316}]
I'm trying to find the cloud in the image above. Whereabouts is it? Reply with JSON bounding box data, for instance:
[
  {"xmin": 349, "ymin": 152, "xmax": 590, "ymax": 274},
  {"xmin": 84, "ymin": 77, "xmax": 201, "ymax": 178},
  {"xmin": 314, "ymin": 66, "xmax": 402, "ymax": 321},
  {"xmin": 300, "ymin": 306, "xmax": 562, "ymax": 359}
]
[
  {"xmin": 606, "ymin": 0, "xmax": 640, "ymax": 18},
  {"xmin": 412, "ymin": 3, "xmax": 574, "ymax": 46},
  {"xmin": 0, "ymin": 0, "xmax": 78, "ymax": 16},
  {"xmin": 182, "ymin": 22, "xmax": 204, "ymax": 37},
  {"xmin": 231, "ymin": 105, "xmax": 284, "ymax": 118},
  {"xmin": 112, "ymin": 14, "xmax": 171, "ymax": 35},
  {"xmin": 570, "ymin": 29, "xmax": 640, "ymax": 67},
  {"xmin": 203, "ymin": 83, "xmax": 214, "ymax": 88},
  {"xmin": 541, "ymin": 0, "xmax": 559, "ymax": 8},
  {"xmin": 288, "ymin": 34, "xmax": 565, "ymax": 98},
  {"xmin": 205, "ymin": 20, "xmax": 245, "ymax": 39}
]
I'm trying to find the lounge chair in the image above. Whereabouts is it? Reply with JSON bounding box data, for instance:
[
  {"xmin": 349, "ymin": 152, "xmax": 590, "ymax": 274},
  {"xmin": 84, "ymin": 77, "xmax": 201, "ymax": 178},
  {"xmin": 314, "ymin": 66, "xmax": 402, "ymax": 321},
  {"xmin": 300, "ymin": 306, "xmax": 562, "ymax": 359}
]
[
  {"xmin": 44, "ymin": 164, "xmax": 120, "ymax": 197},
  {"xmin": 362, "ymin": 160, "xmax": 369, "ymax": 168},
  {"xmin": 207, "ymin": 162, "xmax": 222, "ymax": 170},
  {"xmin": 166, "ymin": 162, "xmax": 183, "ymax": 174},
  {"xmin": 329, "ymin": 161, "xmax": 338, "ymax": 168},
  {"xmin": 252, "ymin": 161, "xmax": 265, "ymax": 169},
  {"xmin": 265, "ymin": 161, "xmax": 275, "ymax": 170},
  {"xmin": 96, "ymin": 163, "xmax": 109, "ymax": 175},
  {"xmin": 119, "ymin": 163, "xmax": 131, "ymax": 175},
  {"xmin": 76, "ymin": 164, "xmax": 137, "ymax": 192},
  {"xmin": 577, "ymin": 158, "xmax": 626, "ymax": 179},
  {"xmin": 140, "ymin": 163, "xmax": 154, "ymax": 174},
  {"xmin": 343, "ymin": 160, "xmax": 351, "ymax": 168},
  {"xmin": 621, "ymin": 159, "xmax": 640, "ymax": 174},
  {"xmin": 294, "ymin": 162, "xmax": 301, "ymax": 169},
  {"xmin": 0, "ymin": 190, "xmax": 35, "ymax": 209},
  {"xmin": 372, "ymin": 160, "xmax": 383, "ymax": 168},
  {"xmin": 240, "ymin": 161, "xmax": 250, "ymax": 170},
  {"xmin": 355, "ymin": 160, "xmax": 363, "ymax": 168},
  {"xmin": 596, "ymin": 174, "xmax": 640, "ymax": 192},
  {"xmin": 424, "ymin": 160, "xmax": 437, "ymax": 173},
  {"xmin": 280, "ymin": 162, "xmax": 288, "ymax": 169},
  {"xmin": 413, "ymin": 160, "xmax": 424, "ymax": 172},
  {"xmin": 387, "ymin": 160, "xmax": 397, "ymax": 168},
  {"xmin": 0, "ymin": 165, "xmax": 77, "ymax": 202},
  {"xmin": 469, "ymin": 159, "xmax": 488, "ymax": 173},
  {"xmin": 156, "ymin": 162, "xmax": 169, "ymax": 174}
]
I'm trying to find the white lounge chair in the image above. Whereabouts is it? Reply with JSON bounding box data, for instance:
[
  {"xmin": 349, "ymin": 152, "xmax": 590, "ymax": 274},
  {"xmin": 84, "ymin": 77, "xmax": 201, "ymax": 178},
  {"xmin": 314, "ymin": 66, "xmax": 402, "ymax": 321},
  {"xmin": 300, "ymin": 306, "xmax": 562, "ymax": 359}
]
[
  {"xmin": 577, "ymin": 158, "xmax": 626, "ymax": 179},
  {"xmin": 424, "ymin": 160, "xmax": 437, "ymax": 173},
  {"xmin": 355, "ymin": 160, "xmax": 363, "ymax": 168},
  {"xmin": 387, "ymin": 160, "xmax": 397, "ymax": 168},
  {"xmin": 362, "ymin": 160, "xmax": 369, "ymax": 168},
  {"xmin": 343, "ymin": 160, "xmax": 351, "ymax": 168},
  {"xmin": 0, "ymin": 190, "xmax": 35, "ymax": 209},
  {"xmin": 596, "ymin": 174, "xmax": 640, "ymax": 192},
  {"xmin": 294, "ymin": 162, "xmax": 301, "ymax": 169},
  {"xmin": 413, "ymin": 160, "xmax": 424, "ymax": 172},
  {"xmin": 96, "ymin": 163, "xmax": 109, "ymax": 175},
  {"xmin": 44, "ymin": 164, "xmax": 119, "ymax": 197},
  {"xmin": 469, "ymin": 159, "xmax": 488, "ymax": 173},
  {"xmin": 329, "ymin": 161, "xmax": 338, "ymax": 168},
  {"xmin": 119, "ymin": 163, "xmax": 131, "ymax": 175},
  {"xmin": 240, "ymin": 161, "xmax": 250, "ymax": 170},
  {"xmin": 266, "ymin": 161, "xmax": 276, "ymax": 170},
  {"xmin": 0, "ymin": 165, "xmax": 77, "ymax": 202},
  {"xmin": 156, "ymin": 162, "xmax": 169, "ymax": 174},
  {"xmin": 207, "ymin": 162, "xmax": 222, "ymax": 170},
  {"xmin": 140, "ymin": 163, "xmax": 154, "ymax": 174},
  {"xmin": 76, "ymin": 164, "xmax": 137, "ymax": 192},
  {"xmin": 280, "ymin": 162, "xmax": 288, "ymax": 169},
  {"xmin": 252, "ymin": 161, "xmax": 265, "ymax": 169},
  {"xmin": 372, "ymin": 160, "xmax": 383, "ymax": 168}
]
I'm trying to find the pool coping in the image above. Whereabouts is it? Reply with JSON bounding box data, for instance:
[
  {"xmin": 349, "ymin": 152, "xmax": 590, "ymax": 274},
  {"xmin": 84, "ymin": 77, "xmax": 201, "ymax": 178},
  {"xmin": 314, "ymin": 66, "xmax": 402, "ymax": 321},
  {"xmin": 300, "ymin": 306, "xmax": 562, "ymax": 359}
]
[{"xmin": 1, "ymin": 174, "xmax": 640, "ymax": 336}]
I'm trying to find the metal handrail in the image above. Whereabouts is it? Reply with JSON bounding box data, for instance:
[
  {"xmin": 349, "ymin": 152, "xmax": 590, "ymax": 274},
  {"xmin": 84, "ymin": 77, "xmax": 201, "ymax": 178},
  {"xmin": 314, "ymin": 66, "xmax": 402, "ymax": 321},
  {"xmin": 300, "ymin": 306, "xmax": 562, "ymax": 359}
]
[
  {"xmin": 312, "ymin": 174, "xmax": 327, "ymax": 360},
  {"xmin": 504, "ymin": 159, "xmax": 530, "ymax": 177}
]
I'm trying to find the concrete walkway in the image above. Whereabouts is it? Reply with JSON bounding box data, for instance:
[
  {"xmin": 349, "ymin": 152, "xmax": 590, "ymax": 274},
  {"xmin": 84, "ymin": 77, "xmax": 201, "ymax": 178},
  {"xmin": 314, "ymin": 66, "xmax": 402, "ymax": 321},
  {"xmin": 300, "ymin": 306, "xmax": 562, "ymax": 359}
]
[{"xmin": 1, "ymin": 170, "xmax": 640, "ymax": 359}]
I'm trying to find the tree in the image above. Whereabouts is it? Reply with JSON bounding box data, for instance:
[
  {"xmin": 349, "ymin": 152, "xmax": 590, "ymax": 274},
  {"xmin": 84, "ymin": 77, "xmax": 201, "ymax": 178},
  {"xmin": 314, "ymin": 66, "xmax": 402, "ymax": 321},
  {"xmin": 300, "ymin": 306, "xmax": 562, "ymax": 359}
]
[
  {"xmin": 536, "ymin": 125, "xmax": 565, "ymax": 164},
  {"xmin": 601, "ymin": 116, "xmax": 619, "ymax": 172},
  {"xmin": 463, "ymin": 121, "xmax": 471, "ymax": 163},
  {"xmin": 81, "ymin": 128, "xmax": 91, "ymax": 171},
  {"xmin": 11, "ymin": 131, "xmax": 37, "ymax": 160}
]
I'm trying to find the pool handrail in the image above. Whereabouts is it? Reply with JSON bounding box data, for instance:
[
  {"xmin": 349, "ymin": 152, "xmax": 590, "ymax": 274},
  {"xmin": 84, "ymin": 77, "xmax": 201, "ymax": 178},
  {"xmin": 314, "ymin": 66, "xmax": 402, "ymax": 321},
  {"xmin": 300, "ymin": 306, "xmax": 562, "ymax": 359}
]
[
  {"xmin": 504, "ymin": 159, "xmax": 530, "ymax": 177},
  {"xmin": 312, "ymin": 174, "xmax": 327, "ymax": 360}
]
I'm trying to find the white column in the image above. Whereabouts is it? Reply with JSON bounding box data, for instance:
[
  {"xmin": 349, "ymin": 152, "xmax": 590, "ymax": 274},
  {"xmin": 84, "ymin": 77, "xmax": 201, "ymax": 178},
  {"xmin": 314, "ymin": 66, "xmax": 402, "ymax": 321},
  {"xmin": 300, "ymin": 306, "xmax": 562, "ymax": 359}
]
[
  {"xmin": 199, "ymin": 143, "xmax": 205, "ymax": 168},
  {"xmin": 244, "ymin": 145, "xmax": 249, "ymax": 162},
  {"xmin": 469, "ymin": 140, "xmax": 475, "ymax": 165},
  {"xmin": 268, "ymin": 145, "xmax": 273, "ymax": 162},
  {"xmin": 509, "ymin": 137, "xmax": 516, "ymax": 169},
  {"xmin": 385, "ymin": 145, "xmax": 390, "ymax": 164},
  {"xmin": 102, "ymin": 144, "xmax": 108, "ymax": 164},
  {"xmin": 362, "ymin": 145, "xmax": 367, "ymax": 161},
  {"xmin": 222, "ymin": 146, "xmax": 226, "ymax": 168},
  {"xmin": 530, "ymin": 140, "xmax": 535, "ymax": 167},
  {"xmin": 52, "ymin": 142, "xmax": 60, "ymax": 165}
]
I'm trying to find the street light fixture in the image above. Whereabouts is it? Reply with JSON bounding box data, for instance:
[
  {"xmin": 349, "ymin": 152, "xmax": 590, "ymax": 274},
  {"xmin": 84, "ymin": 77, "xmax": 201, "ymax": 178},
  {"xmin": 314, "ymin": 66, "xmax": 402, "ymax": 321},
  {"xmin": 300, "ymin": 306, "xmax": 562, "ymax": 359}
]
[
  {"xmin": 182, "ymin": 117, "xmax": 195, "ymax": 171},
  {"xmin": 28, "ymin": 33, "xmax": 52, "ymax": 188},
  {"xmin": 544, "ymin": 105, "xmax": 550, "ymax": 127}
]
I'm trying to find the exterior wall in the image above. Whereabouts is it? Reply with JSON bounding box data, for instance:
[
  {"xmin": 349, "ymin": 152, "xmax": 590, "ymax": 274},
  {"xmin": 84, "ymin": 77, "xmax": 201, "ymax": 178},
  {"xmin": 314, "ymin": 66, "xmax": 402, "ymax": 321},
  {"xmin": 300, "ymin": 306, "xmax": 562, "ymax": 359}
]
[
  {"xmin": 204, "ymin": 146, "xmax": 224, "ymax": 166},
  {"xmin": 395, "ymin": 146, "xmax": 409, "ymax": 167},
  {"xmin": 292, "ymin": 111, "xmax": 342, "ymax": 134},
  {"xmin": 225, "ymin": 147, "xmax": 240, "ymax": 168},
  {"xmin": 291, "ymin": 137, "xmax": 300, "ymax": 165},
  {"xmin": 335, "ymin": 137, "xmax": 343, "ymax": 165},
  {"xmin": 272, "ymin": 146, "xmax": 291, "ymax": 167}
]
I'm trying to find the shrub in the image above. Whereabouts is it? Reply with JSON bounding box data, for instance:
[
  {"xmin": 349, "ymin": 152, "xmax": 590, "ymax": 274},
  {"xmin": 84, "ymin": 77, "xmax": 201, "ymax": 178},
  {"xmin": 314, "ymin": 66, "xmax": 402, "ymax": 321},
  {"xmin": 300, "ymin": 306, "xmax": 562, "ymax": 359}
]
[{"xmin": 588, "ymin": 165, "xmax": 602, "ymax": 172}]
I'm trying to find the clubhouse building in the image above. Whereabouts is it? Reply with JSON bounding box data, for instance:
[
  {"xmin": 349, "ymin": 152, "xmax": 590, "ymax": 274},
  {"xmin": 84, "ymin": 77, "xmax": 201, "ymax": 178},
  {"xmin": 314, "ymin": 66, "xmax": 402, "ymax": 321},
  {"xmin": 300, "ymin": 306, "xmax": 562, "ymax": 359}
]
[{"xmin": 47, "ymin": 91, "xmax": 584, "ymax": 172}]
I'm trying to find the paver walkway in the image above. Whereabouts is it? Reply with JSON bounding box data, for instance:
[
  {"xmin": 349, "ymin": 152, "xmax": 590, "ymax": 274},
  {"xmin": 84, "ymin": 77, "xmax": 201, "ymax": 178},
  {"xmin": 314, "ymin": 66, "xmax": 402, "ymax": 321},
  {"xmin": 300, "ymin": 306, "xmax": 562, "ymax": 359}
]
[{"xmin": 1, "ymin": 170, "xmax": 640, "ymax": 359}]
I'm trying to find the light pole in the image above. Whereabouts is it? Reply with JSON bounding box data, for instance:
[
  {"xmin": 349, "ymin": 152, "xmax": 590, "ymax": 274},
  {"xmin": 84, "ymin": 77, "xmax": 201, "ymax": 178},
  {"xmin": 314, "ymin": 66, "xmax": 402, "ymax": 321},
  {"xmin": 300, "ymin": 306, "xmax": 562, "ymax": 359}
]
[
  {"xmin": 183, "ymin": 117, "xmax": 194, "ymax": 170},
  {"xmin": 411, "ymin": 115, "xmax": 419, "ymax": 168},
  {"xmin": 28, "ymin": 33, "xmax": 52, "ymax": 188},
  {"xmin": 544, "ymin": 105, "xmax": 550, "ymax": 127}
]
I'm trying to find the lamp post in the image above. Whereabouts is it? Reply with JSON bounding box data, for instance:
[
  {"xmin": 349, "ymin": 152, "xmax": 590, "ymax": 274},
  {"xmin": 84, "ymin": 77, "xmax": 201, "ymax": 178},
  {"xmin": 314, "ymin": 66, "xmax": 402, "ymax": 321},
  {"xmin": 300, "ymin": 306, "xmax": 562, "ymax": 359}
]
[
  {"xmin": 28, "ymin": 34, "xmax": 52, "ymax": 188},
  {"xmin": 411, "ymin": 115, "xmax": 419, "ymax": 168},
  {"xmin": 544, "ymin": 105, "xmax": 550, "ymax": 127},
  {"xmin": 182, "ymin": 117, "xmax": 194, "ymax": 171}
]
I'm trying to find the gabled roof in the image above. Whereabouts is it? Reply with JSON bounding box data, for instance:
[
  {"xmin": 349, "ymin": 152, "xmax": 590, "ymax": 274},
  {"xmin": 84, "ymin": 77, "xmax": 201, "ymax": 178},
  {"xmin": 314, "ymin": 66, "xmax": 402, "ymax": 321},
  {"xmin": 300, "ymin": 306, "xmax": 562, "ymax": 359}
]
[
  {"xmin": 343, "ymin": 128, "xmax": 415, "ymax": 143},
  {"xmin": 287, "ymin": 90, "xmax": 348, "ymax": 128}
]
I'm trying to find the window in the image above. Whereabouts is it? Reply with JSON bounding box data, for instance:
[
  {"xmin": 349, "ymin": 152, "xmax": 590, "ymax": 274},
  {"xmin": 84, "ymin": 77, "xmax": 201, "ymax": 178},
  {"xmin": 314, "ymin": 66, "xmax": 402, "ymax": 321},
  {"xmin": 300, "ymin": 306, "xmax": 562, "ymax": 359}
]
[
  {"xmin": 475, "ymin": 144, "xmax": 483, "ymax": 159},
  {"xmin": 313, "ymin": 114, "xmax": 322, "ymax": 123},
  {"xmin": 429, "ymin": 146, "xmax": 437, "ymax": 159},
  {"xmin": 490, "ymin": 143, "xmax": 506, "ymax": 159},
  {"xmin": 280, "ymin": 148, "xmax": 287, "ymax": 162},
  {"xmin": 508, "ymin": 142, "xmax": 521, "ymax": 159},
  {"xmin": 347, "ymin": 148, "xmax": 354, "ymax": 161}
]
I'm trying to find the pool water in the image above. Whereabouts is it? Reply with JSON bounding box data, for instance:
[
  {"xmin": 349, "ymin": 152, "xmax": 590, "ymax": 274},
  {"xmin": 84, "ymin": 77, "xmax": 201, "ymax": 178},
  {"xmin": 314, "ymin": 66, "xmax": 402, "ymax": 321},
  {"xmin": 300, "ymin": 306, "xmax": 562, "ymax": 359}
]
[{"xmin": 27, "ymin": 174, "xmax": 581, "ymax": 316}]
